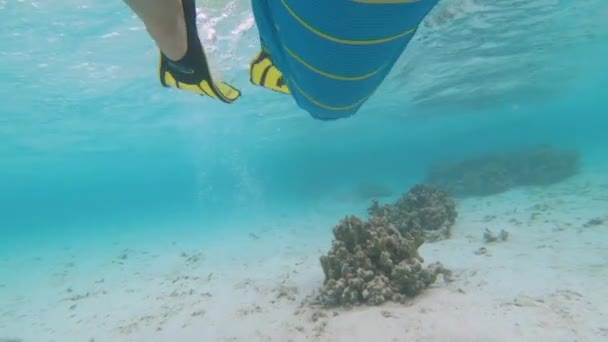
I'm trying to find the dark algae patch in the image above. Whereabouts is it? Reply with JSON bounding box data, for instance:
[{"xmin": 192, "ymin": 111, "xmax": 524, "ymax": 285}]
[{"xmin": 426, "ymin": 145, "xmax": 580, "ymax": 197}]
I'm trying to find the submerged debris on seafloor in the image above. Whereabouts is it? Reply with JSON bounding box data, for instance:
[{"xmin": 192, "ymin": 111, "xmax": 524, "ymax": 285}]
[
  {"xmin": 483, "ymin": 228, "xmax": 510, "ymax": 243},
  {"xmin": 425, "ymin": 145, "xmax": 580, "ymax": 197},
  {"xmin": 319, "ymin": 215, "xmax": 451, "ymax": 307},
  {"xmin": 583, "ymin": 217, "xmax": 606, "ymax": 228},
  {"xmin": 367, "ymin": 184, "xmax": 457, "ymax": 242},
  {"xmin": 474, "ymin": 247, "xmax": 490, "ymax": 256}
]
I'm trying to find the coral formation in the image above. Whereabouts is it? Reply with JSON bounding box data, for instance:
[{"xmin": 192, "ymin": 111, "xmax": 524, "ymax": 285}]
[
  {"xmin": 368, "ymin": 184, "xmax": 457, "ymax": 242},
  {"xmin": 426, "ymin": 145, "xmax": 580, "ymax": 197},
  {"xmin": 319, "ymin": 215, "xmax": 450, "ymax": 307},
  {"xmin": 483, "ymin": 228, "xmax": 509, "ymax": 243}
]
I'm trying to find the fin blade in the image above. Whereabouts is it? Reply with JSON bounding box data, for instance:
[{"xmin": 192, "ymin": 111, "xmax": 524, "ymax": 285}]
[{"xmin": 250, "ymin": 51, "xmax": 290, "ymax": 94}]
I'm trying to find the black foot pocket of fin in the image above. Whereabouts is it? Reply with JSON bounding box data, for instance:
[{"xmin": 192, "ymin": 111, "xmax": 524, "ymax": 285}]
[{"xmin": 158, "ymin": 0, "xmax": 241, "ymax": 103}]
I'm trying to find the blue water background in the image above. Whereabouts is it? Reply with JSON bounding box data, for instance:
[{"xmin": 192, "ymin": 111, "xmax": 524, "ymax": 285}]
[{"xmin": 1, "ymin": 0, "xmax": 607, "ymax": 252}]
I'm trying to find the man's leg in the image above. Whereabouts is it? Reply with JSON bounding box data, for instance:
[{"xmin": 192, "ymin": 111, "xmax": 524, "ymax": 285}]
[{"xmin": 123, "ymin": 0, "xmax": 187, "ymax": 61}]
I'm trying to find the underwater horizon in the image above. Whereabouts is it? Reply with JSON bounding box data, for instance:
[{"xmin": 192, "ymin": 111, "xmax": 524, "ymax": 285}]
[{"xmin": 1, "ymin": 1, "xmax": 607, "ymax": 341}]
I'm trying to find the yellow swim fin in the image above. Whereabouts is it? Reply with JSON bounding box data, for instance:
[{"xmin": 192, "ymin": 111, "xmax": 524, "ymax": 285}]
[
  {"xmin": 159, "ymin": 53, "xmax": 241, "ymax": 103},
  {"xmin": 249, "ymin": 50, "xmax": 290, "ymax": 94},
  {"xmin": 158, "ymin": 0, "xmax": 241, "ymax": 103}
]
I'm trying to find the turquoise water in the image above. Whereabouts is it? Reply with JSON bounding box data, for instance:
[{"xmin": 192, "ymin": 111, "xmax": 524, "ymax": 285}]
[{"xmin": 1, "ymin": 0, "xmax": 608, "ymax": 340}]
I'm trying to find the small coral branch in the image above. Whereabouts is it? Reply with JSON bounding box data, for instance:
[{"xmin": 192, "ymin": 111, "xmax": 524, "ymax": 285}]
[{"xmin": 483, "ymin": 228, "xmax": 509, "ymax": 243}]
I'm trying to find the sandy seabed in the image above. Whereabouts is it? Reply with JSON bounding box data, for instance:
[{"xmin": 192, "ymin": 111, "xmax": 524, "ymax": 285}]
[{"xmin": 1, "ymin": 171, "xmax": 607, "ymax": 342}]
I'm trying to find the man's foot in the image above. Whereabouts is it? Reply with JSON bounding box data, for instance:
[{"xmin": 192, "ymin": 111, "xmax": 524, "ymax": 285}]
[{"xmin": 158, "ymin": 0, "xmax": 240, "ymax": 103}]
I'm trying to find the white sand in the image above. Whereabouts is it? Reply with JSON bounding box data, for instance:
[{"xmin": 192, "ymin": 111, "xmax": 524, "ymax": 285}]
[{"xmin": 1, "ymin": 171, "xmax": 607, "ymax": 342}]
